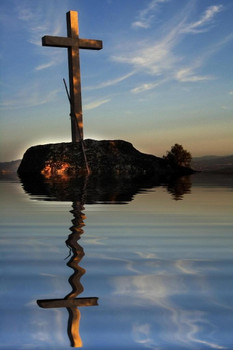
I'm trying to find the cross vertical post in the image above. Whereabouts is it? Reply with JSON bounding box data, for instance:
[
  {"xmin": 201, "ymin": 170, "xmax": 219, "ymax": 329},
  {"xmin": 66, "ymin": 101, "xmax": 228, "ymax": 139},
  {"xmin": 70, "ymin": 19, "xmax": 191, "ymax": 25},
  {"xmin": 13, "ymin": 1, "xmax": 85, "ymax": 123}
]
[
  {"xmin": 42, "ymin": 11, "xmax": 103, "ymax": 143},
  {"xmin": 67, "ymin": 11, "xmax": 82, "ymax": 142}
]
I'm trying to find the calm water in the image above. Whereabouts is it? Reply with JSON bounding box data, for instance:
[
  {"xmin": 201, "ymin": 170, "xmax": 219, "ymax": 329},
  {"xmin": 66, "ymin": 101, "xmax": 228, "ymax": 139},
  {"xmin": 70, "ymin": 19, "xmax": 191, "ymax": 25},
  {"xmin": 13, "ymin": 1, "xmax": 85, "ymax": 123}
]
[{"xmin": 0, "ymin": 174, "xmax": 233, "ymax": 349}]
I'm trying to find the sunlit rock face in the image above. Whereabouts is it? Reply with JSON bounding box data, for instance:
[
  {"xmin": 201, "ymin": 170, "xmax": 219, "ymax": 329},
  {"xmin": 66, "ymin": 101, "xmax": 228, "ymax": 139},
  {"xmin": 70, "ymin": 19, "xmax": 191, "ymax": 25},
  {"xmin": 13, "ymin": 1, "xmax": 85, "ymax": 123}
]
[{"xmin": 17, "ymin": 139, "xmax": 194, "ymax": 179}]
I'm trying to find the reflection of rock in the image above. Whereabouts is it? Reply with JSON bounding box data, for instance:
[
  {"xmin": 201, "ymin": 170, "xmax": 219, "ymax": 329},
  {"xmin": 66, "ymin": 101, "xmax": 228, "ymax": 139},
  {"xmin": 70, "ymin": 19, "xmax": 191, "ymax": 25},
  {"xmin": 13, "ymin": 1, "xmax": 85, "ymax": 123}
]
[
  {"xmin": 18, "ymin": 139, "xmax": 194, "ymax": 179},
  {"xmin": 19, "ymin": 173, "xmax": 165, "ymax": 203},
  {"xmin": 20, "ymin": 172, "xmax": 194, "ymax": 203}
]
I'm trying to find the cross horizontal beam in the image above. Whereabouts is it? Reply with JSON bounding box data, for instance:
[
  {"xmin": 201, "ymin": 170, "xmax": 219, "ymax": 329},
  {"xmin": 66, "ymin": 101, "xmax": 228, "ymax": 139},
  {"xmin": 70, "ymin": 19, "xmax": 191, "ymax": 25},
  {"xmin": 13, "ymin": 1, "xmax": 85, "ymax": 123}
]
[{"xmin": 42, "ymin": 36, "xmax": 102, "ymax": 50}]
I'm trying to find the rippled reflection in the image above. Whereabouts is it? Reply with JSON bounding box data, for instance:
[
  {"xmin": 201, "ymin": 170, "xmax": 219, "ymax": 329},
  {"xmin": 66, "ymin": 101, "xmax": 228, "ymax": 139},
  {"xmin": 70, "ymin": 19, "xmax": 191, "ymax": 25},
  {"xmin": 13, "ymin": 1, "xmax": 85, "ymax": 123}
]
[
  {"xmin": 19, "ymin": 173, "xmax": 192, "ymax": 202},
  {"xmin": 19, "ymin": 174, "xmax": 199, "ymax": 348},
  {"xmin": 166, "ymin": 175, "xmax": 192, "ymax": 200},
  {"xmin": 37, "ymin": 196, "xmax": 98, "ymax": 347}
]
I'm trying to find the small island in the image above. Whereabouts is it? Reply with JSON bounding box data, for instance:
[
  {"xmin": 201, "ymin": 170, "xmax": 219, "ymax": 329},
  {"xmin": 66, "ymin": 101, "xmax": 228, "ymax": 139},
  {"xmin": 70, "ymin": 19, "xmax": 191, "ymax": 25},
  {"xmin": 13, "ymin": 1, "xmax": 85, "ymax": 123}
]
[{"xmin": 17, "ymin": 139, "xmax": 194, "ymax": 180}]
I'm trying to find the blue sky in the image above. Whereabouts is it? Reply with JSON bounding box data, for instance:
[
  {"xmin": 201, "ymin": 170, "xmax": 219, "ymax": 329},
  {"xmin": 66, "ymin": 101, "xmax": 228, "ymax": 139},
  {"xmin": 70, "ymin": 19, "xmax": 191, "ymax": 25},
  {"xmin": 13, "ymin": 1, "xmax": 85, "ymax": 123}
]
[{"xmin": 0, "ymin": 0, "xmax": 233, "ymax": 161}]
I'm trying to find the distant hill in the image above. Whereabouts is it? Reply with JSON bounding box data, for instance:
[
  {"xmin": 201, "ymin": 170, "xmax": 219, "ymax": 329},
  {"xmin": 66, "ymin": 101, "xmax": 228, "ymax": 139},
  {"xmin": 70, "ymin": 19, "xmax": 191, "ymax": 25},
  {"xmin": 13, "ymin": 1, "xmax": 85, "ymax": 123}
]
[
  {"xmin": 192, "ymin": 155, "xmax": 233, "ymax": 173},
  {"xmin": 0, "ymin": 160, "xmax": 21, "ymax": 174}
]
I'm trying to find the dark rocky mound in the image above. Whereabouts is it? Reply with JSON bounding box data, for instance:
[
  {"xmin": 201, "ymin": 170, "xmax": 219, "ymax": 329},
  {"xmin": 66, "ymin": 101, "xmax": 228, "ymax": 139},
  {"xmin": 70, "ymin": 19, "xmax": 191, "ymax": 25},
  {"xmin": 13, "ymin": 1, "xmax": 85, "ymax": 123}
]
[{"xmin": 18, "ymin": 139, "xmax": 194, "ymax": 179}]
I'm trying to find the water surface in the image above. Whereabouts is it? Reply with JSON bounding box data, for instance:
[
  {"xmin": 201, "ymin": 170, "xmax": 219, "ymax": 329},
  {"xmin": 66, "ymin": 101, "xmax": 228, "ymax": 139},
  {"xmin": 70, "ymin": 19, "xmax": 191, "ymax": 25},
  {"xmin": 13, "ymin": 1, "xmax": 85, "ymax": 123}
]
[{"xmin": 0, "ymin": 174, "xmax": 232, "ymax": 349}]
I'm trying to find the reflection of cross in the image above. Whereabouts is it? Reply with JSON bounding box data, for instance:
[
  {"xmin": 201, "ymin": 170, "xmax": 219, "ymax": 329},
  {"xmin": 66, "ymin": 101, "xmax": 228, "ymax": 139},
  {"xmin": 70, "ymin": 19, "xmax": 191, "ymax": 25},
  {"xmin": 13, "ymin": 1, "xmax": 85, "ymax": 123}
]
[
  {"xmin": 42, "ymin": 11, "xmax": 103, "ymax": 143},
  {"xmin": 37, "ymin": 201, "xmax": 98, "ymax": 347},
  {"xmin": 37, "ymin": 298, "xmax": 98, "ymax": 347}
]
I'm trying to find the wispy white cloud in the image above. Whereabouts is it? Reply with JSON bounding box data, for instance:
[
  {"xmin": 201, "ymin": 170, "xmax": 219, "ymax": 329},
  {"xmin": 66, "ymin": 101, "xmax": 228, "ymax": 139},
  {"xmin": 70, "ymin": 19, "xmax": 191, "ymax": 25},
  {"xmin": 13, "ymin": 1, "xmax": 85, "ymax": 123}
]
[
  {"xmin": 113, "ymin": 21, "xmax": 183, "ymax": 92},
  {"xmin": 16, "ymin": 2, "xmax": 65, "ymax": 70},
  {"xmin": 0, "ymin": 86, "xmax": 60, "ymax": 109},
  {"xmin": 114, "ymin": 10, "xmax": 190, "ymax": 76},
  {"xmin": 175, "ymin": 67, "xmax": 212, "ymax": 83},
  {"xmin": 35, "ymin": 61, "xmax": 56, "ymax": 71},
  {"xmin": 17, "ymin": 5, "xmax": 62, "ymax": 46},
  {"xmin": 112, "ymin": 30, "xmax": 180, "ymax": 76},
  {"xmin": 182, "ymin": 5, "xmax": 223, "ymax": 34},
  {"xmin": 85, "ymin": 71, "xmax": 135, "ymax": 90},
  {"xmin": 34, "ymin": 50, "xmax": 64, "ymax": 71},
  {"xmin": 83, "ymin": 98, "xmax": 111, "ymax": 110},
  {"xmin": 113, "ymin": 3, "xmax": 227, "ymax": 93},
  {"xmin": 131, "ymin": 82, "xmax": 158, "ymax": 94},
  {"xmin": 131, "ymin": 80, "xmax": 166, "ymax": 94},
  {"xmin": 229, "ymin": 91, "xmax": 233, "ymax": 95},
  {"xmin": 132, "ymin": 0, "xmax": 170, "ymax": 29}
]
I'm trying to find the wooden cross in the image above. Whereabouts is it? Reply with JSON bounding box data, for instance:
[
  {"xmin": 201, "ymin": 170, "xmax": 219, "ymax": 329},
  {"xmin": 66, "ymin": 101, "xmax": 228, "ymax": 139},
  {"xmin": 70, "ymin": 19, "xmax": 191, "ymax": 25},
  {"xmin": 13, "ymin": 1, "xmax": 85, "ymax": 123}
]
[{"xmin": 42, "ymin": 11, "xmax": 103, "ymax": 143}]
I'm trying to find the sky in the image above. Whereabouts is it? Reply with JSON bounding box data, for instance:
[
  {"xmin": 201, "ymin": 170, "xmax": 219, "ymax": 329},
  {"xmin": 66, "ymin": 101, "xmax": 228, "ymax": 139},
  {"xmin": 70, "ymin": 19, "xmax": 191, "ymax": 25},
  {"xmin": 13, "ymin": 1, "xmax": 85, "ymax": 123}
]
[{"xmin": 0, "ymin": 0, "xmax": 233, "ymax": 162}]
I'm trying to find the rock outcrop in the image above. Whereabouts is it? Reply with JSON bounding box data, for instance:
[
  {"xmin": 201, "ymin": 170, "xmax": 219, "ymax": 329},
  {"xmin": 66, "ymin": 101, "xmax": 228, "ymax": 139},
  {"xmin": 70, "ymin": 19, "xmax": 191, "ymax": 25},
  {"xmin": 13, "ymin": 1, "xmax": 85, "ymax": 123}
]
[{"xmin": 18, "ymin": 139, "xmax": 194, "ymax": 179}]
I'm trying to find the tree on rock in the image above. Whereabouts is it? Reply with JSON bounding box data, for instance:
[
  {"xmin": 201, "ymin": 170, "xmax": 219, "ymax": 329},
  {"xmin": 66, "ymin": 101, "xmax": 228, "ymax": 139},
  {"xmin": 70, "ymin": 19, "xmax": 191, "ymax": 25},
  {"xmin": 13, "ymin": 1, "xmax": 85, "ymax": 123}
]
[{"xmin": 163, "ymin": 144, "xmax": 192, "ymax": 167}]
